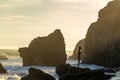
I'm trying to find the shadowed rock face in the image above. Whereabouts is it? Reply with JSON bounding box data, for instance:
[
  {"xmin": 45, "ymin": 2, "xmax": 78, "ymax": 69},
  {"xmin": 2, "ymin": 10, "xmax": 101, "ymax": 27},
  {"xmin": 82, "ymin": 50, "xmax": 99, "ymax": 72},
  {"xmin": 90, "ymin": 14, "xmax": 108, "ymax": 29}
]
[
  {"xmin": 21, "ymin": 68, "xmax": 55, "ymax": 80},
  {"xmin": 19, "ymin": 29, "xmax": 67, "ymax": 66},
  {"xmin": 69, "ymin": 39, "xmax": 85, "ymax": 60},
  {"xmin": 0, "ymin": 63, "xmax": 7, "ymax": 74},
  {"xmin": 82, "ymin": 0, "xmax": 120, "ymax": 67},
  {"xmin": 56, "ymin": 64, "xmax": 114, "ymax": 80}
]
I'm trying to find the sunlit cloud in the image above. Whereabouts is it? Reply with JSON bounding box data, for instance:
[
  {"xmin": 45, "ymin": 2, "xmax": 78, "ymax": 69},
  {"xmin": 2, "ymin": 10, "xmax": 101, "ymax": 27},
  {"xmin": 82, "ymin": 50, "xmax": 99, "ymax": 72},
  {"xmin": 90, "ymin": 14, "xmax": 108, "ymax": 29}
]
[
  {"xmin": 12, "ymin": 15, "xmax": 29, "ymax": 19},
  {"xmin": 0, "ymin": 4, "xmax": 10, "ymax": 8},
  {"xmin": 0, "ymin": 0, "xmax": 113, "ymax": 49},
  {"xmin": 0, "ymin": 15, "xmax": 30, "ymax": 24},
  {"xmin": 12, "ymin": 0, "xmax": 43, "ymax": 6}
]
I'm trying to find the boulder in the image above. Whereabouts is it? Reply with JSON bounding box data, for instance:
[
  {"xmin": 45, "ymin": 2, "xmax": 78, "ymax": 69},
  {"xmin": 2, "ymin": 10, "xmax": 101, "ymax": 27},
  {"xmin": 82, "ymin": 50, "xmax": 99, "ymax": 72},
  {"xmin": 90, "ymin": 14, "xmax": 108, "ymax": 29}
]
[
  {"xmin": 19, "ymin": 29, "xmax": 67, "ymax": 66},
  {"xmin": 21, "ymin": 68, "xmax": 55, "ymax": 80},
  {"xmin": 82, "ymin": 0, "xmax": 120, "ymax": 67},
  {"xmin": 69, "ymin": 39, "xmax": 85, "ymax": 60},
  {"xmin": 0, "ymin": 55, "xmax": 8, "ymax": 60},
  {"xmin": 59, "ymin": 70, "xmax": 112, "ymax": 80},
  {"xmin": 0, "ymin": 63, "xmax": 7, "ymax": 74},
  {"xmin": 56, "ymin": 64, "xmax": 72, "ymax": 77},
  {"xmin": 56, "ymin": 64, "xmax": 114, "ymax": 80}
]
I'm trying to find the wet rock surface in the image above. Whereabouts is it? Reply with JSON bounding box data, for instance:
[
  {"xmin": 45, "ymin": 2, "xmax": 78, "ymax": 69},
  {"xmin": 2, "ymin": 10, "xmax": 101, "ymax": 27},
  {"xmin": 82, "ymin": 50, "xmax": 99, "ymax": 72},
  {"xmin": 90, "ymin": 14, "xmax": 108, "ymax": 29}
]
[{"xmin": 56, "ymin": 64, "xmax": 115, "ymax": 80}]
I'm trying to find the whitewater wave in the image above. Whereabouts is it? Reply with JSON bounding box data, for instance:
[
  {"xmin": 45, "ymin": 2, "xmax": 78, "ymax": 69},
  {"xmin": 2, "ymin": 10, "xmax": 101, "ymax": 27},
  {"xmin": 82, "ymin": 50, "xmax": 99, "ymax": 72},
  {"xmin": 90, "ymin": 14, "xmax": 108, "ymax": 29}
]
[{"xmin": 0, "ymin": 58, "xmax": 118, "ymax": 80}]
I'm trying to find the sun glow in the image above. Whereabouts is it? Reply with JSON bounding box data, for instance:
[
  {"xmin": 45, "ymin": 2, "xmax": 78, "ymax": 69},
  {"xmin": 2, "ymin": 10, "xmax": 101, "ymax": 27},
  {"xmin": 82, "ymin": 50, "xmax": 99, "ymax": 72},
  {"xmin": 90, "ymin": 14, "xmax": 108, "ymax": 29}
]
[{"xmin": 0, "ymin": 0, "xmax": 112, "ymax": 50}]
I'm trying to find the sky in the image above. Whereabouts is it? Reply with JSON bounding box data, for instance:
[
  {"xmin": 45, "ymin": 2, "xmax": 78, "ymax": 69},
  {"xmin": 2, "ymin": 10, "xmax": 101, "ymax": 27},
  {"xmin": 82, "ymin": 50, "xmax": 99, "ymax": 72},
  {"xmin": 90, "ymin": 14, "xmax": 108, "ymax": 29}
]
[{"xmin": 0, "ymin": 0, "xmax": 112, "ymax": 50}]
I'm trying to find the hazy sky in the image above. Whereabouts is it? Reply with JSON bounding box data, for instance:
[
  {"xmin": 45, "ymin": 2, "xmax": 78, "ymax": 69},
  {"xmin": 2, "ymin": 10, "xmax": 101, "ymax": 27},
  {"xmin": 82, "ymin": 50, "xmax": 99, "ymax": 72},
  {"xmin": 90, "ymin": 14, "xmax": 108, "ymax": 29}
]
[{"xmin": 0, "ymin": 0, "xmax": 112, "ymax": 50}]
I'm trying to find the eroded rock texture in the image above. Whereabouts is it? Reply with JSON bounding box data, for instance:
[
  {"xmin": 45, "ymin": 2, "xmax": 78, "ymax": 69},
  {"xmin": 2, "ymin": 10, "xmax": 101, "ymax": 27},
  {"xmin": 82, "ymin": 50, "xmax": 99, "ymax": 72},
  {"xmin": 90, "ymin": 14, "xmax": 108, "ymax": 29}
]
[
  {"xmin": 82, "ymin": 0, "xmax": 120, "ymax": 67},
  {"xmin": 19, "ymin": 29, "xmax": 67, "ymax": 66}
]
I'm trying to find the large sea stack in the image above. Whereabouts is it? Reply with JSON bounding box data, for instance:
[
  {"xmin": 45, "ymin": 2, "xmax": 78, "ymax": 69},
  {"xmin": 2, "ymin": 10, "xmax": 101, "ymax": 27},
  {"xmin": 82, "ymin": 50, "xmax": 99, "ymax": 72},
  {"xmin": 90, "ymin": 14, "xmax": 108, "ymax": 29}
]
[
  {"xmin": 82, "ymin": 0, "xmax": 120, "ymax": 67},
  {"xmin": 19, "ymin": 29, "xmax": 67, "ymax": 66}
]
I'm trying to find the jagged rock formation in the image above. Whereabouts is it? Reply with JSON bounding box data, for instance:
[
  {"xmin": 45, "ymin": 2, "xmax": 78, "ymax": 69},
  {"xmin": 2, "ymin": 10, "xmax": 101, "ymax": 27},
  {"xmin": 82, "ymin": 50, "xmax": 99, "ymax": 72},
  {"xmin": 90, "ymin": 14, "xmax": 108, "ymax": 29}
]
[
  {"xmin": 19, "ymin": 29, "xmax": 67, "ymax": 66},
  {"xmin": 0, "ymin": 63, "xmax": 7, "ymax": 74},
  {"xmin": 69, "ymin": 39, "xmax": 85, "ymax": 60},
  {"xmin": 82, "ymin": 0, "xmax": 120, "ymax": 67}
]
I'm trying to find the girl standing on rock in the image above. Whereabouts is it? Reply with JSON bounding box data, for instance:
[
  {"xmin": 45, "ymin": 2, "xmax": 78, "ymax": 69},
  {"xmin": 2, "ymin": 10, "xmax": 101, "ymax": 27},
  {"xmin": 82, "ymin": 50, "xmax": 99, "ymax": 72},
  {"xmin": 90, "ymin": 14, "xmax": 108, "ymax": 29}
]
[{"xmin": 77, "ymin": 46, "xmax": 82, "ymax": 67}]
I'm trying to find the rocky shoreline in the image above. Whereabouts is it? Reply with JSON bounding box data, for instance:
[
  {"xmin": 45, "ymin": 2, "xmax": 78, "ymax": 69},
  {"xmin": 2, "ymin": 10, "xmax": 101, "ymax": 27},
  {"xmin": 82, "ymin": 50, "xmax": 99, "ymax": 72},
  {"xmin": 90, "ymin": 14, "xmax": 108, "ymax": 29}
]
[{"xmin": 21, "ymin": 64, "xmax": 116, "ymax": 80}]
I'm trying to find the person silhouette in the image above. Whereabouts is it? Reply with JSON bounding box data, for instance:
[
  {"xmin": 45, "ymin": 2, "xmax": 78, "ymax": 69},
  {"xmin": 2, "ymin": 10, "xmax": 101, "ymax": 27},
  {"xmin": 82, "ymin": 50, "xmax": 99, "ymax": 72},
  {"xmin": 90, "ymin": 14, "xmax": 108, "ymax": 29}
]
[{"xmin": 77, "ymin": 46, "xmax": 82, "ymax": 67}]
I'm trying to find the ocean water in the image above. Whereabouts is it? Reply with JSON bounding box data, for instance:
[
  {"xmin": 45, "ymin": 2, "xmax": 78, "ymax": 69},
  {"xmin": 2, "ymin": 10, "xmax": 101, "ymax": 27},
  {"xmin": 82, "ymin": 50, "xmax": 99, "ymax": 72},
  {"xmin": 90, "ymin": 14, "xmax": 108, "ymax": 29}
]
[{"xmin": 0, "ymin": 58, "xmax": 119, "ymax": 80}]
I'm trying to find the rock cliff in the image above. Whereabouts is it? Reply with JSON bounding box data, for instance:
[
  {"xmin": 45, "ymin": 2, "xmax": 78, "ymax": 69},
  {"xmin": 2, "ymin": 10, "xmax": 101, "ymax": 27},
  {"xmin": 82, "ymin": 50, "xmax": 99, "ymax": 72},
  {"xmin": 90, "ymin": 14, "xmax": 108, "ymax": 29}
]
[
  {"xmin": 19, "ymin": 29, "xmax": 67, "ymax": 66},
  {"xmin": 82, "ymin": 0, "xmax": 120, "ymax": 67}
]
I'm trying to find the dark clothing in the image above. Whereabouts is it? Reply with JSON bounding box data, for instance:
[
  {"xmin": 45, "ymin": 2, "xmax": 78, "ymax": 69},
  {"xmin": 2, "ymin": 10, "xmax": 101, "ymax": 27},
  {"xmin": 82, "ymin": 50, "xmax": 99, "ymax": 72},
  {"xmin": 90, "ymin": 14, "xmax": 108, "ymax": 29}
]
[{"xmin": 77, "ymin": 47, "xmax": 82, "ymax": 67}]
